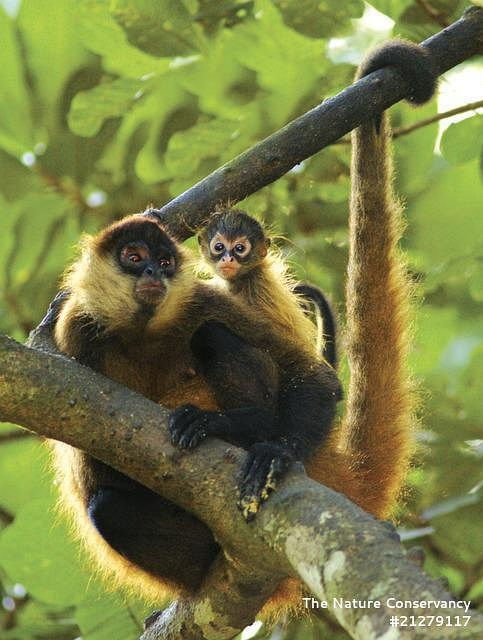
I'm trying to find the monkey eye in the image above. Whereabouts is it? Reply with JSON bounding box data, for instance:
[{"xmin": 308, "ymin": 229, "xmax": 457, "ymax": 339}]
[
  {"xmin": 120, "ymin": 244, "xmax": 149, "ymax": 265},
  {"xmin": 159, "ymin": 257, "xmax": 171, "ymax": 267},
  {"xmin": 234, "ymin": 244, "xmax": 246, "ymax": 254},
  {"xmin": 213, "ymin": 242, "xmax": 224, "ymax": 253},
  {"xmin": 128, "ymin": 253, "xmax": 142, "ymax": 263}
]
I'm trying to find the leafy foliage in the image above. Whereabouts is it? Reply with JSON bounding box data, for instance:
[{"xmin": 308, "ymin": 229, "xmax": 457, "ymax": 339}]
[{"xmin": 0, "ymin": 0, "xmax": 481, "ymax": 638}]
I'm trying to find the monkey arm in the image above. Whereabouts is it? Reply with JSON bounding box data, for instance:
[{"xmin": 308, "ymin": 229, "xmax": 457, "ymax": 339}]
[
  {"xmin": 37, "ymin": 289, "xmax": 70, "ymax": 330},
  {"xmin": 172, "ymin": 319, "xmax": 342, "ymax": 520},
  {"xmin": 169, "ymin": 405, "xmax": 277, "ymax": 449},
  {"xmin": 169, "ymin": 320, "xmax": 280, "ymax": 449}
]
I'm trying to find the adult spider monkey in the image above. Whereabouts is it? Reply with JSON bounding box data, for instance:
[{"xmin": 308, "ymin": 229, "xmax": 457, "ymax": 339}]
[
  {"xmin": 48, "ymin": 214, "xmax": 341, "ymax": 597},
  {"xmin": 197, "ymin": 210, "xmax": 338, "ymax": 367},
  {"xmin": 37, "ymin": 39, "xmax": 436, "ymax": 614}
]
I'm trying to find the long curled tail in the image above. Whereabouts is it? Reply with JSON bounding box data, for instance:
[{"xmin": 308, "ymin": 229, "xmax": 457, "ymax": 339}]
[{"xmin": 342, "ymin": 41, "xmax": 437, "ymax": 518}]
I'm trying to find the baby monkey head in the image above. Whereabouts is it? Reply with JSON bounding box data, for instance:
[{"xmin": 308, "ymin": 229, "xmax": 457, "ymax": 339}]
[
  {"xmin": 94, "ymin": 216, "xmax": 180, "ymax": 308},
  {"xmin": 199, "ymin": 209, "xmax": 270, "ymax": 280}
]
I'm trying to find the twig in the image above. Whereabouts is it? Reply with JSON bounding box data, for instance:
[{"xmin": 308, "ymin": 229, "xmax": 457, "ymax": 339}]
[
  {"xmin": 0, "ymin": 429, "xmax": 33, "ymax": 444},
  {"xmin": 394, "ymin": 99, "xmax": 483, "ymax": 137},
  {"xmin": 416, "ymin": 0, "xmax": 450, "ymax": 28},
  {"xmin": 332, "ymin": 100, "xmax": 483, "ymax": 144}
]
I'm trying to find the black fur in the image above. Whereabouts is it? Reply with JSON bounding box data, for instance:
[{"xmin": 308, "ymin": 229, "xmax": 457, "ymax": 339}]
[
  {"xmin": 174, "ymin": 320, "xmax": 341, "ymax": 517},
  {"xmin": 293, "ymin": 283, "xmax": 337, "ymax": 368},
  {"xmin": 358, "ymin": 40, "xmax": 436, "ymax": 105},
  {"xmin": 204, "ymin": 209, "xmax": 265, "ymax": 245},
  {"xmin": 88, "ymin": 484, "xmax": 219, "ymax": 591},
  {"xmin": 38, "ymin": 289, "xmax": 70, "ymax": 329}
]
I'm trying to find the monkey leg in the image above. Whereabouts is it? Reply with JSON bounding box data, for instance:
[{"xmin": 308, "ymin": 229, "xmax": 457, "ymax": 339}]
[{"xmin": 87, "ymin": 486, "xmax": 219, "ymax": 592}]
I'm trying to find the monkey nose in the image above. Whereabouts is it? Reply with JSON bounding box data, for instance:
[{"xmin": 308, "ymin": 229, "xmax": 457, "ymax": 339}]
[{"xmin": 222, "ymin": 255, "xmax": 234, "ymax": 263}]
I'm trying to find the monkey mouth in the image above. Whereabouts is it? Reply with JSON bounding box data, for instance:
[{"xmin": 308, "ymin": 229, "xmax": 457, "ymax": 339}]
[
  {"xmin": 219, "ymin": 265, "xmax": 239, "ymax": 279},
  {"xmin": 135, "ymin": 281, "xmax": 166, "ymax": 304}
]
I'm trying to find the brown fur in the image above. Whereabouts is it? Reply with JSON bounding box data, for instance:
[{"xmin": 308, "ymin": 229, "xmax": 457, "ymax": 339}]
[{"xmin": 339, "ymin": 109, "xmax": 416, "ymax": 518}]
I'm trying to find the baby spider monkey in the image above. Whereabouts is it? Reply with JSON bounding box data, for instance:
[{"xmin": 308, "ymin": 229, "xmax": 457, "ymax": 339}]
[{"xmin": 198, "ymin": 210, "xmax": 338, "ymax": 367}]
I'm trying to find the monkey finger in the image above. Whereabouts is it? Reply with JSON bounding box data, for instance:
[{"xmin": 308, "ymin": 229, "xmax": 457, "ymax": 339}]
[
  {"xmin": 237, "ymin": 492, "xmax": 262, "ymax": 522},
  {"xmin": 168, "ymin": 404, "xmax": 203, "ymax": 446},
  {"xmin": 238, "ymin": 449, "xmax": 271, "ymax": 495},
  {"xmin": 259, "ymin": 455, "xmax": 290, "ymax": 502},
  {"xmin": 178, "ymin": 419, "xmax": 209, "ymax": 449},
  {"xmin": 238, "ymin": 457, "xmax": 274, "ymax": 506}
]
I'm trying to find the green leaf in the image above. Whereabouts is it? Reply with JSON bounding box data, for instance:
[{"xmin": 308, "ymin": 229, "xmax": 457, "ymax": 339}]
[
  {"xmin": 368, "ymin": 0, "xmax": 413, "ymax": 20},
  {"xmin": 440, "ymin": 115, "xmax": 483, "ymax": 166},
  {"xmin": 409, "ymin": 160, "xmax": 483, "ymax": 268},
  {"xmin": 0, "ymin": 436, "xmax": 52, "ymax": 513},
  {"xmin": 109, "ymin": 0, "xmax": 200, "ymax": 56},
  {"xmin": 0, "ymin": 6, "xmax": 34, "ymax": 155},
  {"xmin": 76, "ymin": 595, "xmax": 144, "ymax": 640},
  {"xmin": 18, "ymin": 0, "xmax": 90, "ymax": 132},
  {"xmin": 68, "ymin": 77, "xmax": 148, "ymax": 137},
  {"xmin": 273, "ymin": 0, "xmax": 364, "ymax": 39},
  {"xmin": 165, "ymin": 118, "xmax": 241, "ymax": 175},
  {"xmin": 78, "ymin": 0, "xmax": 171, "ymax": 76},
  {"xmin": 469, "ymin": 261, "xmax": 483, "ymax": 302},
  {"xmin": 0, "ymin": 500, "xmax": 91, "ymax": 605},
  {"xmin": 175, "ymin": 31, "xmax": 254, "ymax": 118},
  {"xmin": 229, "ymin": 0, "xmax": 328, "ymax": 124}
]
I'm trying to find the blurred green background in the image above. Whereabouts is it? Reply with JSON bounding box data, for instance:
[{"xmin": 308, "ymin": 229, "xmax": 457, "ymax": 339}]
[{"xmin": 0, "ymin": 1, "xmax": 481, "ymax": 638}]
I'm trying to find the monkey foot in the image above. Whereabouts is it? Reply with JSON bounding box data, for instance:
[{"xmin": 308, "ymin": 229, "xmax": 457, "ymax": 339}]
[{"xmin": 237, "ymin": 442, "xmax": 293, "ymax": 522}]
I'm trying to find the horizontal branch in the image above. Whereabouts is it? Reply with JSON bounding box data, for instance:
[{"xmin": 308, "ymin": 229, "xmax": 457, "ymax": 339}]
[
  {"xmin": 1, "ymin": 335, "xmax": 483, "ymax": 639},
  {"xmin": 149, "ymin": 7, "xmax": 483, "ymax": 239}
]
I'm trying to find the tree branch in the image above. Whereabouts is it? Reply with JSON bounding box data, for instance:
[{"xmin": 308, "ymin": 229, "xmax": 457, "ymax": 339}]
[
  {"xmin": 1, "ymin": 335, "xmax": 483, "ymax": 639},
  {"xmin": 145, "ymin": 7, "xmax": 483, "ymax": 240}
]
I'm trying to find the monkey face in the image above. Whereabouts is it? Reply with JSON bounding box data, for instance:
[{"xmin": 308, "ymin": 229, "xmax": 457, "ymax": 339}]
[
  {"xmin": 208, "ymin": 233, "xmax": 254, "ymax": 279},
  {"xmin": 118, "ymin": 241, "xmax": 175, "ymax": 305},
  {"xmin": 199, "ymin": 210, "xmax": 270, "ymax": 282},
  {"xmin": 93, "ymin": 216, "xmax": 182, "ymax": 311}
]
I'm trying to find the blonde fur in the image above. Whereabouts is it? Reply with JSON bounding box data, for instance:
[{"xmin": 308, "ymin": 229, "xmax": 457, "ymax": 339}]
[{"xmin": 210, "ymin": 250, "xmax": 321, "ymax": 360}]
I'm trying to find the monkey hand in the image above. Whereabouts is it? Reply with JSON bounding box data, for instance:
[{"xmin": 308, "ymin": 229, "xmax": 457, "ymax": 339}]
[
  {"xmin": 38, "ymin": 289, "xmax": 70, "ymax": 329},
  {"xmin": 237, "ymin": 442, "xmax": 293, "ymax": 522},
  {"xmin": 169, "ymin": 404, "xmax": 230, "ymax": 449}
]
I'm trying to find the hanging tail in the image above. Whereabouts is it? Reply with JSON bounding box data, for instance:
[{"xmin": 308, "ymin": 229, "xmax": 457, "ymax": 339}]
[{"xmin": 342, "ymin": 41, "xmax": 437, "ymax": 517}]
